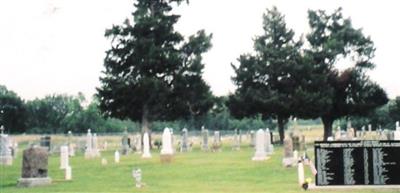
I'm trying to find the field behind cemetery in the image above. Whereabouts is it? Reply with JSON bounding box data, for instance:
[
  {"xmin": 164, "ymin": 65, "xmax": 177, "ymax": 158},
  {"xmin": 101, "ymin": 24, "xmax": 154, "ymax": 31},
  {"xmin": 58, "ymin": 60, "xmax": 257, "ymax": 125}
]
[{"xmin": 2, "ymin": 130, "xmax": 400, "ymax": 193}]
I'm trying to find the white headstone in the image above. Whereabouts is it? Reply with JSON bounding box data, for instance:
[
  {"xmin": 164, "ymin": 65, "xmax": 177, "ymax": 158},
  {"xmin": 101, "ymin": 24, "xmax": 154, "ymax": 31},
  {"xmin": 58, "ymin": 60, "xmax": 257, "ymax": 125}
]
[
  {"xmin": 396, "ymin": 121, "xmax": 400, "ymax": 131},
  {"xmin": 65, "ymin": 166, "xmax": 72, "ymax": 180},
  {"xmin": 60, "ymin": 145, "xmax": 69, "ymax": 169},
  {"xmin": 84, "ymin": 129, "xmax": 93, "ymax": 158},
  {"xmin": 135, "ymin": 134, "xmax": 142, "ymax": 154},
  {"xmin": 394, "ymin": 123, "xmax": 400, "ymax": 140},
  {"xmin": 114, "ymin": 150, "xmax": 120, "ymax": 163},
  {"xmin": 252, "ymin": 129, "xmax": 267, "ymax": 161},
  {"xmin": 161, "ymin": 128, "xmax": 173, "ymax": 155},
  {"xmin": 142, "ymin": 132, "xmax": 151, "ymax": 158},
  {"xmin": 0, "ymin": 133, "xmax": 12, "ymax": 165}
]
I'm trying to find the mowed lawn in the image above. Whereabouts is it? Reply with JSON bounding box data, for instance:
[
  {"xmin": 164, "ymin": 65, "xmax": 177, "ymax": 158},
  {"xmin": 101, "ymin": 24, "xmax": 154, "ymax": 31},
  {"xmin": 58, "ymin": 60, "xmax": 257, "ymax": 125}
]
[{"xmin": 1, "ymin": 145, "xmax": 399, "ymax": 193}]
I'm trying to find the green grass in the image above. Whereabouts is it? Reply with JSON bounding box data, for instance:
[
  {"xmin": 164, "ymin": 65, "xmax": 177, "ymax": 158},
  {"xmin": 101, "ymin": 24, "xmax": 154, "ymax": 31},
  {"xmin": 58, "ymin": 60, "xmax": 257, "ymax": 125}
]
[{"xmin": 1, "ymin": 145, "xmax": 398, "ymax": 193}]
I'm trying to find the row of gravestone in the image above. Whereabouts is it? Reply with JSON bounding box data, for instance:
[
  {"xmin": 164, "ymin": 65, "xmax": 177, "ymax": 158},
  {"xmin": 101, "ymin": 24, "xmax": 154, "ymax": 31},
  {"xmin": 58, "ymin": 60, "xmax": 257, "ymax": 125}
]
[{"xmin": 330, "ymin": 121, "xmax": 400, "ymax": 141}]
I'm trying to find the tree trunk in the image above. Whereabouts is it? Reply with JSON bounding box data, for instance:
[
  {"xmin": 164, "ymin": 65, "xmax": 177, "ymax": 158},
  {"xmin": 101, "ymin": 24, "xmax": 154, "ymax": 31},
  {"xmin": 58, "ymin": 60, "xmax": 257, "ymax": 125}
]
[
  {"xmin": 277, "ymin": 116, "xmax": 286, "ymax": 145},
  {"xmin": 141, "ymin": 105, "xmax": 149, "ymax": 133},
  {"xmin": 321, "ymin": 116, "xmax": 334, "ymax": 141}
]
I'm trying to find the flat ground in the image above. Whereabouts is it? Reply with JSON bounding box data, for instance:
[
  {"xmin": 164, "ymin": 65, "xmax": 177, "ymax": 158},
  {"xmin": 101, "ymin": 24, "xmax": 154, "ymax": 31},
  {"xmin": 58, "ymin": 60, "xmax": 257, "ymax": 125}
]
[{"xmin": 1, "ymin": 140, "xmax": 399, "ymax": 193}]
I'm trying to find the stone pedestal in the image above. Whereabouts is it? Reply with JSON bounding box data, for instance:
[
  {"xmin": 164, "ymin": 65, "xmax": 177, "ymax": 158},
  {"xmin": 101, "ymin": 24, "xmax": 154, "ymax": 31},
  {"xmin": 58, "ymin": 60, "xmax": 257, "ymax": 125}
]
[{"xmin": 17, "ymin": 177, "xmax": 52, "ymax": 187}]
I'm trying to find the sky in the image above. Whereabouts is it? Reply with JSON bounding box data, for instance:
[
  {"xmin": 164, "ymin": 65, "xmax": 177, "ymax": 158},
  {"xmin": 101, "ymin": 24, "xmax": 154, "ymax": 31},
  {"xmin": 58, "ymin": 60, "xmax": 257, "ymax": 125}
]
[{"xmin": 0, "ymin": 0, "xmax": 399, "ymax": 101}]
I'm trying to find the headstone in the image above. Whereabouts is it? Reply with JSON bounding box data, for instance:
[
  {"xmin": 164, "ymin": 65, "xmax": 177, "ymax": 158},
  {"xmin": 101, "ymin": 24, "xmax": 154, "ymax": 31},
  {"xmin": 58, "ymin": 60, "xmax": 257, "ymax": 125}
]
[
  {"xmin": 252, "ymin": 129, "xmax": 267, "ymax": 161},
  {"xmin": 132, "ymin": 168, "xmax": 143, "ymax": 188},
  {"xmin": 282, "ymin": 136, "xmax": 294, "ymax": 167},
  {"xmin": 142, "ymin": 132, "xmax": 151, "ymax": 158},
  {"xmin": 180, "ymin": 128, "xmax": 189, "ymax": 152},
  {"xmin": 368, "ymin": 124, "xmax": 372, "ymax": 132},
  {"xmin": 17, "ymin": 147, "xmax": 52, "ymax": 187},
  {"xmin": 201, "ymin": 126, "xmax": 209, "ymax": 151},
  {"xmin": 265, "ymin": 128, "xmax": 272, "ymax": 155},
  {"xmin": 0, "ymin": 132, "xmax": 13, "ymax": 165},
  {"xmin": 40, "ymin": 136, "xmax": 51, "ymax": 151},
  {"xmin": 396, "ymin": 121, "xmax": 400, "ymax": 130},
  {"xmin": 114, "ymin": 150, "xmax": 120, "ymax": 163},
  {"xmin": 212, "ymin": 131, "xmax": 222, "ymax": 152},
  {"xmin": 232, "ymin": 128, "xmax": 240, "ymax": 151},
  {"xmin": 315, "ymin": 140, "xmax": 400, "ymax": 185},
  {"xmin": 135, "ymin": 134, "xmax": 142, "ymax": 154},
  {"xmin": 250, "ymin": 130, "xmax": 256, "ymax": 147},
  {"xmin": 67, "ymin": 131, "xmax": 75, "ymax": 157},
  {"xmin": 84, "ymin": 129, "xmax": 93, "ymax": 159},
  {"xmin": 65, "ymin": 166, "xmax": 72, "ymax": 180},
  {"xmin": 160, "ymin": 128, "xmax": 173, "ymax": 163},
  {"xmin": 59, "ymin": 145, "xmax": 69, "ymax": 169},
  {"xmin": 121, "ymin": 129, "xmax": 130, "ymax": 155}
]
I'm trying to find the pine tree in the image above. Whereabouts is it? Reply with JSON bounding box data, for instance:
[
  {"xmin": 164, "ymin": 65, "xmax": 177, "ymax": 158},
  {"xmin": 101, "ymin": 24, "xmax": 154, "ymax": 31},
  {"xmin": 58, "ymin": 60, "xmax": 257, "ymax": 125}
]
[{"xmin": 97, "ymin": 0, "xmax": 213, "ymax": 132}]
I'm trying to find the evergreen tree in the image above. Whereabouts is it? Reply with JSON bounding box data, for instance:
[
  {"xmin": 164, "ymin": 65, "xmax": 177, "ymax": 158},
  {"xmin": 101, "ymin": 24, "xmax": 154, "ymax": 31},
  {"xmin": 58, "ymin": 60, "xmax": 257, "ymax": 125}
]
[
  {"xmin": 229, "ymin": 7, "xmax": 312, "ymax": 143},
  {"xmin": 306, "ymin": 8, "xmax": 388, "ymax": 140},
  {"xmin": 97, "ymin": 0, "xmax": 213, "ymax": 132}
]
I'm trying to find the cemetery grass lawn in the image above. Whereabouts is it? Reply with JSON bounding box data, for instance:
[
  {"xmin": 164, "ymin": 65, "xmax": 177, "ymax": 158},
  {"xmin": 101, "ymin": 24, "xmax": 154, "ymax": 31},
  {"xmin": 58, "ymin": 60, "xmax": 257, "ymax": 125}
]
[{"xmin": 1, "ymin": 146, "xmax": 399, "ymax": 193}]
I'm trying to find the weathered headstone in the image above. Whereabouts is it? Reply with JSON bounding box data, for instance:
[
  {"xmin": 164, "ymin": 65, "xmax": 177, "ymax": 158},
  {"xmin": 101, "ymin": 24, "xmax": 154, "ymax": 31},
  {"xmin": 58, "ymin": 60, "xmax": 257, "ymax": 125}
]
[
  {"xmin": 142, "ymin": 132, "xmax": 151, "ymax": 158},
  {"xmin": 121, "ymin": 129, "xmax": 130, "ymax": 155},
  {"xmin": 101, "ymin": 158, "xmax": 108, "ymax": 165},
  {"xmin": 180, "ymin": 128, "xmax": 189, "ymax": 152},
  {"xmin": 282, "ymin": 136, "xmax": 294, "ymax": 167},
  {"xmin": 299, "ymin": 135, "xmax": 306, "ymax": 152},
  {"xmin": 59, "ymin": 145, "xmax": 69, "ymax": 169},
  {"xmin": 252, "ymin": 129, "xmax": 267, "ymax": 161},
  {"xmin": 201, "ymin": 126, "xmax": 209, "ymax": 151},
  {"xmin": 17, "ymin": 147, "xmax": 52, "ymax": 187},
  {"xmin": 0, "ymin": 131, "xmax": 13, "ymax": 165}
]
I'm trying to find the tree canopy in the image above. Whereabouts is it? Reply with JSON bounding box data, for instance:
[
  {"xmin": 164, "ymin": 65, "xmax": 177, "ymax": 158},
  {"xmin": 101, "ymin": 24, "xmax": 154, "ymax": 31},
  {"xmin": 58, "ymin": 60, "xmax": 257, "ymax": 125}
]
[
  {"xmin": 305, "ymin": 8, "xmax": 388, "ymax": 139},
  {"xmin": 97, "ymin": 0, "xmax": 214, "ymax": 132}
]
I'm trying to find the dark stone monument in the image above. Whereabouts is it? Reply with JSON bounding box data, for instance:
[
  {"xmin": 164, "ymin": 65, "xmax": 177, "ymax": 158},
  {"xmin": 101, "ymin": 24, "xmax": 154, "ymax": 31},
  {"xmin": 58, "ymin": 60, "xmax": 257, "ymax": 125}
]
[
  {"xmin": 17, "ymin": 146, "xmax": 52, "ymax": 187},
  {"xmin": 40, "ymin": 136, "xmax": 51, "ymax": 151},
  {"xmin": 315, "ymin": 140, "xmax": 400, "ymax": 186}
]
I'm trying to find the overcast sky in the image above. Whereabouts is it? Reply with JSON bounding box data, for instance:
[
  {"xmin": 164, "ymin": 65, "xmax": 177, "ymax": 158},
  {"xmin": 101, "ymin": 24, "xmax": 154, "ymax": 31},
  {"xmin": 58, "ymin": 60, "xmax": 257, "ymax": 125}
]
[{"xmin": 0, "ymin": 0, "xmax": 399, "ymax": 101}]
